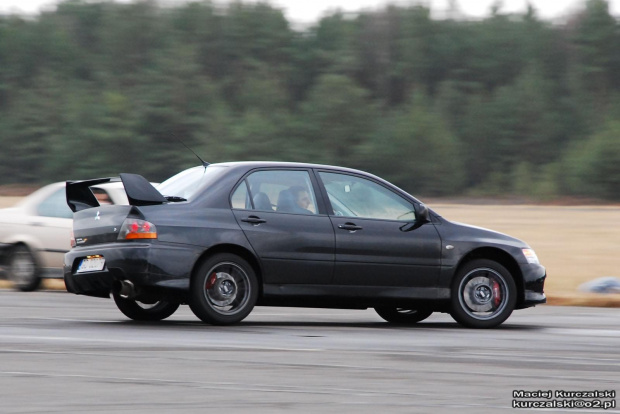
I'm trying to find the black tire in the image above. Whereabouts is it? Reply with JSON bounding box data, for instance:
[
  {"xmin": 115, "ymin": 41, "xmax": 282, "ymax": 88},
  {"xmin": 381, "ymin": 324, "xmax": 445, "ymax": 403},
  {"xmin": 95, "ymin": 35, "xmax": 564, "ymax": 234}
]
[
  {"xmin": 189, "ymin": 253, "xmax": 258, "ymax": 325},
  {"xmin": 8, "ymin": 245, "xmax": 42, "ymax": 292},
  {"xmin": 112, "ymin": 291, "xmax": 179, "ymax": 321},
  {"xmin": 450, "ymin": 259, "xmax": 517, "ymax": 328},
  {"xmin": 375, "ymin": 307, "xmax": 433, "ymax": 324}
]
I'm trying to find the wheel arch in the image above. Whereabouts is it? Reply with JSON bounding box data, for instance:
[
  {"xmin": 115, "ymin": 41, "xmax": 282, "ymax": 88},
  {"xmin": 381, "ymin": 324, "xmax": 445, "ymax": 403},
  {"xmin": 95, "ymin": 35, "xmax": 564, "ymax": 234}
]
[
  {"xmin": 190, "ymin": 244, "xmax": 263, "ymax": 296},
  {"xmin": 2, "ymin": 232, "xmax": 45, "ymax": 251},
  {"xmin": 455, "ymin": 247, "xmax": 524, "ymax": 307}
]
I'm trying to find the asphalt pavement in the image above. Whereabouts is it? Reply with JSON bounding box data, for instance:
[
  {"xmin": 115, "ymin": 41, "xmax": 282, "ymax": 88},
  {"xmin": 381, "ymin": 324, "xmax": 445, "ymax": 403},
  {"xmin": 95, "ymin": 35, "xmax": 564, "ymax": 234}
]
[{"xmin": 0, "ymin": 290, "xmax": 618, "ymax": 413}]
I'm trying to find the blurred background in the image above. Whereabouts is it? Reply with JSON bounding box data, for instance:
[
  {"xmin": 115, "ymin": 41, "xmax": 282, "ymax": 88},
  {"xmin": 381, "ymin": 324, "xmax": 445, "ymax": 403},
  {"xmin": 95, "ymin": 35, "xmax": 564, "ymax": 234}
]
[
  {"xmin": 0, "ymin": 0, "xmax": 618, "ymax": 299},
  {"xmin": 1, "ymin": 4, "xmax": 617, "ymax": 407},
  {"xmin": 0, "ymin": 0, "xmax": 618, "ymax": 201}
]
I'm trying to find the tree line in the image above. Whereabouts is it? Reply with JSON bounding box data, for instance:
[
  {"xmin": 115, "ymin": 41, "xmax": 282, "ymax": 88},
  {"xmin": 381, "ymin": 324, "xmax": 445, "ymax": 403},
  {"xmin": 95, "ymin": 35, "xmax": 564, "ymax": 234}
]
[{"xmin": 1, "ymin": 0, "xmax": 619, "ymax": 199}]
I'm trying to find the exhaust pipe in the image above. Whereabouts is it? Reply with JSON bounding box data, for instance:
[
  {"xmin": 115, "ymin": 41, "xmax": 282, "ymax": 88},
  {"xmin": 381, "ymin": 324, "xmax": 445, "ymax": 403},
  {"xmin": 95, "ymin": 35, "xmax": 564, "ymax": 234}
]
[{"xmin": 117, "ymin": 280, "xmax": 135, "ymax": 299}]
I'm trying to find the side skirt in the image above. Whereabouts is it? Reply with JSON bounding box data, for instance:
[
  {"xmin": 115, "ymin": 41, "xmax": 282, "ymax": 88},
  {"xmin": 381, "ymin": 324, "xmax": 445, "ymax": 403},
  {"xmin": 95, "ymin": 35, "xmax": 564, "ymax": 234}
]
[{"xmin": 259, "ymin": 284, "xmax": 450, "ymax": 310}]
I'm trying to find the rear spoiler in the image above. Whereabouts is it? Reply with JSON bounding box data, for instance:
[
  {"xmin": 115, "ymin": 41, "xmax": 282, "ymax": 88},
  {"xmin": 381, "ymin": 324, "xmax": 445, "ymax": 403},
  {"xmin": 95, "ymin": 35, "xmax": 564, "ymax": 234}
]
[{"xmin": 66, "ymin": 173, "xmax": 167, "ymax": 212}]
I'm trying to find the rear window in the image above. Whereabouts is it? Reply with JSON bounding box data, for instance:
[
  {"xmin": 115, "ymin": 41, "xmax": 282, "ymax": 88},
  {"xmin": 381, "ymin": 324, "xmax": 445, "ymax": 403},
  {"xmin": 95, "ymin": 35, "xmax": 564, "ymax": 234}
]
[{"xmin": 157, "ymin": 166, "xmax": 227, "ymax": 200}]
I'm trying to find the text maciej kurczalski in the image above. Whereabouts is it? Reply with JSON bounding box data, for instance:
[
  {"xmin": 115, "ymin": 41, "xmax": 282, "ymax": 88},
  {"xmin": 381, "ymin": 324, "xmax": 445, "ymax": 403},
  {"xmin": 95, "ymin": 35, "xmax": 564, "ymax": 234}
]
[{"xmin": 513, "ymin": 390, "xmax": 615, "ymax": 399}]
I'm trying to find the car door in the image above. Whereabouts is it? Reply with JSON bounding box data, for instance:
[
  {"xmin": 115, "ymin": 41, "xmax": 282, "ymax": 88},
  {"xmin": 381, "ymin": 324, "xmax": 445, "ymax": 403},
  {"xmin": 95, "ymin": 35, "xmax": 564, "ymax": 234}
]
[
  {"xmin": 231, "ymin": 169, "xmax": 335, "ymax": 285},
  {"xmin": 317, "ymin": 171, "xmax": 442, "ymax": 288},
  {"xmin": 31, "ymin": 186, "xmax": 74, "ymax": 273}
]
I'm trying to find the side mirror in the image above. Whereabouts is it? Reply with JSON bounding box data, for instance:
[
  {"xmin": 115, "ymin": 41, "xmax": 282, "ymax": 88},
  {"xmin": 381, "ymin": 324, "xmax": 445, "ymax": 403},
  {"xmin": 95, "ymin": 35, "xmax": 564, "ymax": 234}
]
[
  {"xmin": 416, "ymin": 203, "xmax": 430, "ymax": 224},
  {"xmin": 400, "ymin": 203, "xmax": 430, "ymax": 232}
]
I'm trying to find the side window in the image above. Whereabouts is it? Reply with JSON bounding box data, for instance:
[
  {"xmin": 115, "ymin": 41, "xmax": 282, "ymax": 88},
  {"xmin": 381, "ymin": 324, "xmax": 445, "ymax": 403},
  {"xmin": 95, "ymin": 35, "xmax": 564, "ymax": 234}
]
[
  {"xmin": 231, "ymin": 180, "xmax": 250, "ymax": 209},
  {"xmin": 37, "ymin": 188, "xmax": 73, "ymax": 219},
  {"xmin": 243, "ymin": 170, "xmax": 318, "ymax": 215},
  {"xmin": 319, "ymin": 172, "xmax": 415, "ymax": 221}
]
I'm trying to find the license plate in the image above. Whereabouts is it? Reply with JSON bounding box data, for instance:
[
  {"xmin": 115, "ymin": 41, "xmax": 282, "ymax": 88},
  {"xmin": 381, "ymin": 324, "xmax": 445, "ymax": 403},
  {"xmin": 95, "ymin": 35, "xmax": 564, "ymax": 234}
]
[{"xmin": 76, "ymin": 256, "xmax": 105, "ymax": 273}]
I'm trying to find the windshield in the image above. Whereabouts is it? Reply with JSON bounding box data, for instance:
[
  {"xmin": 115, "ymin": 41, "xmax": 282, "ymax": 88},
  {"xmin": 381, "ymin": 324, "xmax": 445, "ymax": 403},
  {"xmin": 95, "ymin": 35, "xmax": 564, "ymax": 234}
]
[{"xmin": 157, "ymin": 165, "xmax": 227, "ymax": 200}]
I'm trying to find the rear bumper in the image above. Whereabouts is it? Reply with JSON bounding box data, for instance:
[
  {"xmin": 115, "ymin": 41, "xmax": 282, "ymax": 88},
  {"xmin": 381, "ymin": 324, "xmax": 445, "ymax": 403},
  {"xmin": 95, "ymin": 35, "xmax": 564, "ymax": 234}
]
[
  {"xmin": 64, "ymin": 242, "xmax": 198, "ymax": 299},
  {"xmin": 517, "ymin": 263, "xmax": 547, "ymax": 309}
]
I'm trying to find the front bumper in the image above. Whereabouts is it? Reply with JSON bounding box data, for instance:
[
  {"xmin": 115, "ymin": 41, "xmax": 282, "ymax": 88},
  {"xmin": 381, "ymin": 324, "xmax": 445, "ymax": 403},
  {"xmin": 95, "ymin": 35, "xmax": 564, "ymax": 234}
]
[
  {"xmin": 517, "ymin": 263, "xmax": 547, "ymax": 309},
  {"xmin": 64, "ymin": 242, "xmax": 198, "ymax": 299}
]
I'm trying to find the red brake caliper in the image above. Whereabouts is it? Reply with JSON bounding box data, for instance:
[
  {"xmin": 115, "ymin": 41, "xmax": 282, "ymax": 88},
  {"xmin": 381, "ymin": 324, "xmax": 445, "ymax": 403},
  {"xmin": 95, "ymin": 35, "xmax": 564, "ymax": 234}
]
[
  {"xmin": 206, "ymin": 273, "xmax": 217, "ymax": 289},
  {"xmin": 492, "ymin": 280, "xmax": 501, "ymax": 307}
]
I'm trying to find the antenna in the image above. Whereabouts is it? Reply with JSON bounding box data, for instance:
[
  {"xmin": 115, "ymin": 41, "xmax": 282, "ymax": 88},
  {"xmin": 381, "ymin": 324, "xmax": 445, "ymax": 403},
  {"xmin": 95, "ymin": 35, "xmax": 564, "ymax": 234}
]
[{"xmin": 172, "ymin": 134, "xmax": 209, "ymax": 169}]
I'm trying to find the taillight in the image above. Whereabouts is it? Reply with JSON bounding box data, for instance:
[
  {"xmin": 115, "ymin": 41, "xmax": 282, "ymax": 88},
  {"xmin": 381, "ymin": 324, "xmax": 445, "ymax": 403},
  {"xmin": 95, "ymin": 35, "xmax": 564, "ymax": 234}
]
[
  {"xmin": 70, "ymin": 230, "xmax": 76, "ymax": 248},
  {"xmin": 118, "ymin": 219, "xmax": 157, "ymax": 240}
]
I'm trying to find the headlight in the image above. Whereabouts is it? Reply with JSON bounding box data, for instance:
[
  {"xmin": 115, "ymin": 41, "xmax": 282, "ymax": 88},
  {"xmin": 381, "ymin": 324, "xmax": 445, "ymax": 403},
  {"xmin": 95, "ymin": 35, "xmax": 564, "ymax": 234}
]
[{"xmin": 522, "ymin": 248, "xmax": 539, "ymax": 264}]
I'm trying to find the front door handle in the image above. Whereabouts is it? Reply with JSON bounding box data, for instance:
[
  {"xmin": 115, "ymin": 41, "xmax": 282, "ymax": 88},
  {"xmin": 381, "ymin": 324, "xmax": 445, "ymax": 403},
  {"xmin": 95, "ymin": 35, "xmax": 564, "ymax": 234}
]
[
  {"xmin": 241, "ymin": 216, "xmax": 266, "ymax": 225},
  {"xmin": 338, "ymin": 222, "xmax": 363, "ymax": 231}
]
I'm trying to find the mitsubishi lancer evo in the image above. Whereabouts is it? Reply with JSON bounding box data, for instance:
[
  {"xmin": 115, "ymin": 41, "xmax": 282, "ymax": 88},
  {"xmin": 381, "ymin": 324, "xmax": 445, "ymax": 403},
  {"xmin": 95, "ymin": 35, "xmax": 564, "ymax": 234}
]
[{"xmin": 64, "ymin": 162, "xmax": 546, "ymax": 328}]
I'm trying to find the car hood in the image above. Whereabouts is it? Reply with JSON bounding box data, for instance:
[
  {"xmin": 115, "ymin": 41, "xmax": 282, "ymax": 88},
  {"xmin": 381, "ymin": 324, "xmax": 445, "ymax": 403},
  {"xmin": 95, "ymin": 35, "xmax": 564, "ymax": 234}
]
[{"xmin": 443, "ymin": 220, "xmax": 529, "ymax": 249}]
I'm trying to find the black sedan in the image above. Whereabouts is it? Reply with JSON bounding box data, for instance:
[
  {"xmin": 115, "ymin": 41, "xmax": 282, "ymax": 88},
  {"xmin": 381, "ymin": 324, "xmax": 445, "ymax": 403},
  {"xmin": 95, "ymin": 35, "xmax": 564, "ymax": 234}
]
[{"xmin": 64, "ymin": 162, "xmax": 546, "ymax": 328}]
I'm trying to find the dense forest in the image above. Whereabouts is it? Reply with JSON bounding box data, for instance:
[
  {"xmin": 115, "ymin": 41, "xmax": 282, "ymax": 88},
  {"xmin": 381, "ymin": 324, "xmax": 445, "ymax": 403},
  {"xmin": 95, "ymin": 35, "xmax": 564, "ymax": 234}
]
[{"xmin": 1, "ymin": 0, "xmax": 619, "ymax": 199}]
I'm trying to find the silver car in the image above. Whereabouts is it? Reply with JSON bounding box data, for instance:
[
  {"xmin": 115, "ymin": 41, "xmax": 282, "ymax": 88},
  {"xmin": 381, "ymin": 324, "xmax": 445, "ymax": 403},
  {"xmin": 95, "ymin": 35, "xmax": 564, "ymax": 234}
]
[{"xmin": 0, "ymin": 182, "xmax": 128, "ymax": 291}]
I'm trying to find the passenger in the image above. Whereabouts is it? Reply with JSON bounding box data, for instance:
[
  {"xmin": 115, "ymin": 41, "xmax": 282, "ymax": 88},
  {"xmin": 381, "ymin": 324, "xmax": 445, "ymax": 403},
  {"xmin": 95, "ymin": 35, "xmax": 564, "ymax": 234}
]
[{"xmin": 289, "ymin": 186, "xmax": 313, "ymax": 214}]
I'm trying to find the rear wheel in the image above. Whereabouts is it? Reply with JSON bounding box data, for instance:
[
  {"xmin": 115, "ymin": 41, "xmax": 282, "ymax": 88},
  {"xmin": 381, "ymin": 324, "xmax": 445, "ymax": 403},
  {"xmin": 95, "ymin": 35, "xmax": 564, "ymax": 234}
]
[
  {"xmin": 375, "ymin": 307, "xmax": 433, "ymax": 324},
  {"xmin": 8, "ymin": 245, "xmax": 42, "ymax": 292},
  {"xmin": 189, "ymin": 253, "xmax": 258, "ymax": 325},
  {"xmin": 112, "ymin": 291, "xmax": 179, "ymax": 321},
  {"xmin": 450, "ymin": 259, "xmax": 516, "ymax": 328}
]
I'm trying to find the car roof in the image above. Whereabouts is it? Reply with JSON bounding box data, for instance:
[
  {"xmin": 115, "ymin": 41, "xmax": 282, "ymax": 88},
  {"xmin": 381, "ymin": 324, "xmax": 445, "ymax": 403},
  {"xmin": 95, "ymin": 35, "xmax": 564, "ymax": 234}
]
[
  {"xmin": 14, "ymin": 182, "xmax": 66, "ymax": 210},
  {"xmin": 211, "ymin": 161, "xmax": 378, "ymax": 177}
]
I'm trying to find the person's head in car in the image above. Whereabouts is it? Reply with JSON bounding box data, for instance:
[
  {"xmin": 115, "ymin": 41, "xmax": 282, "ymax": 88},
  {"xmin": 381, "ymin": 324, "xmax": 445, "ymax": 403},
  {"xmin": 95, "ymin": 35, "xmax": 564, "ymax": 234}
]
[
  {"xmin": 289, "ymin": 186, "xmax": 311, "ymax": 212},
  {"xmin": 93, "ymin": 189, "xmax": 112, "ymax": 205}
]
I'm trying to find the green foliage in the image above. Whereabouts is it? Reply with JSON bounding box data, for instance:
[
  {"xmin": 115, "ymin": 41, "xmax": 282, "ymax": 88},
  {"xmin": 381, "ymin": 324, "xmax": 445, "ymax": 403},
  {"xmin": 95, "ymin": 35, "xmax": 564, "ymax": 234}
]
[
  {"xmin": 573, "ymin": 0, "xmax": 618, "ymax": 94},
  {"xmin": 563, "ymin": 120, "xmax": 620, "ymax": 200},
  {"xmin": 364, "ymin": 93, "xmax": 464, "ymax": 196},
  {"xmin": 297, "ymin": 74, "xmax": 375, "ymax": 166},
  {"xmin": 0, "ymin": 0, "xmax": 619, "ymax": 200}
]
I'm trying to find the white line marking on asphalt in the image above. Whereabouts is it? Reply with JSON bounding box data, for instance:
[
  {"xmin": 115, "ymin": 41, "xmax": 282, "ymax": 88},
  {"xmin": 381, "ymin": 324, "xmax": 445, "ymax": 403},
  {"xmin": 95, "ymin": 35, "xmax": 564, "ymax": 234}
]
[{"xmin": 549, "ymin": 328, "xmax": 620, "ymax": 337}]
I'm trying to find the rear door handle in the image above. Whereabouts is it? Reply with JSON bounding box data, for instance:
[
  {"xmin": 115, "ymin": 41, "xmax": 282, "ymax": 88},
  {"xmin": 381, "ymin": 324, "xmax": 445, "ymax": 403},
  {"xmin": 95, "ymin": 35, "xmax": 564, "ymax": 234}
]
[
  {"xmin": 338, "ymin": 222, "xmax": 363, "ymax": 231},
  {"xmin": 241, "ymin": 216, "xmax": 266, "ymax": 225}
]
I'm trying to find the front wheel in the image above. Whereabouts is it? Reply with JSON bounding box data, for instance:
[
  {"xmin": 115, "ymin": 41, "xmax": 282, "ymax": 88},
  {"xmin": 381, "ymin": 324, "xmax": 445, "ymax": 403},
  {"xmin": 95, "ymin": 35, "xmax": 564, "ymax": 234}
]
[
  {"xmin": 450, "ymin": 259, "xmax": 517, "ymax": 328},
  {"xmin": 375, "ymin": 307, "xmax": 433, "ymax": 324},
  {"xmin": 8, "ymin": 245, "xmax": 42, "ymax": 292},
  {"xmin": 189, "ymin": 253, "xmax": 258, "ymax": 325},
  {"xmin": 112, "ymin": 291, "xmax": 179, "ymax": 321}
]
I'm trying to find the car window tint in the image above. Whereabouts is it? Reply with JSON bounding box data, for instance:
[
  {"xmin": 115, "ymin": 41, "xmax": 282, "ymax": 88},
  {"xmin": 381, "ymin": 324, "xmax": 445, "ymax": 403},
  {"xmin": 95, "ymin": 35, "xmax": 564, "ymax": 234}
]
[
  {"xmin": 37, "ymin": 188, "xmax": 73, "ymax": 219},
  {"xmin": 245, "ymin": 170, "xmax": 317, "ymax": 215},
  {"xmin": 319, "ymin": 172, "xmax": 415, "ymax": 221},
  {"xmin": 231, "ymin": 180, "xmax": 251, "ymax": 209}
]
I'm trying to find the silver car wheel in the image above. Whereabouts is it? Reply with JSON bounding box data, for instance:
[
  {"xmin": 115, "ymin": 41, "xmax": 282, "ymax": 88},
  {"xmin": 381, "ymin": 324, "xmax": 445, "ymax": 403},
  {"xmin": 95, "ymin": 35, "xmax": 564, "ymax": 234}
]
[
  {"xmin": 458, "ymin": 267, "xmax": 509, "ymax": 321},
  {"xmin": 9, "ymin": 246, "xmax": 41, "ymax": 291},
  {"xmin": 203, "ymin": 262, "xmax": 251, "ymax": 316},
  {"xmin": 136, "ymin": 301, "xmax": 162, "ymax": 310}
]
